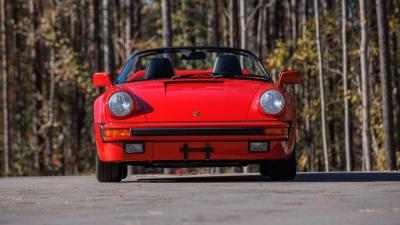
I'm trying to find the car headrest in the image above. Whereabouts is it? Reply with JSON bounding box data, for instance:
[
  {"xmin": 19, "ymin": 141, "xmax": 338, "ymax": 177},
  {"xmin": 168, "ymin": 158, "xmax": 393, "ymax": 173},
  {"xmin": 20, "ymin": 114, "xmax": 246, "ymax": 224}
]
[
  {"xmin": 212, "ymin": 55, "xmax": 242, "ymax": 77},
  {"xmin": 144, "ymin": 58, "xmax": 175, "ymax": 80}
]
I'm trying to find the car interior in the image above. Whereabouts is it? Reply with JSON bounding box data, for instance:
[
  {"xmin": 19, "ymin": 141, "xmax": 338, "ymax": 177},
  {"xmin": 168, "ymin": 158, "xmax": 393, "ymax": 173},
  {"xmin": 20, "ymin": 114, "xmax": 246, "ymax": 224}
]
[
  {"xmin": 212, "ymin": 55, "xmax": 243, "ymax": 77},
  {"xmin": 132, "ymin": 54, "xmax": 245, "ymax": 81},
  {"xmin": 144, "ymin": 58, "xmax": 176, "ymax": 80}
]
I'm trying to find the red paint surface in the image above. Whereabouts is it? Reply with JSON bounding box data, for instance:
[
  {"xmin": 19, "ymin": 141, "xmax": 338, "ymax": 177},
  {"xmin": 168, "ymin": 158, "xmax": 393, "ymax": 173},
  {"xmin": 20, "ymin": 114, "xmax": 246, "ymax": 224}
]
[
  {"xmin": 278, "ymin": 70, "xmax": 302, "ymax": 86},
  {"xmin": 92, "ymin": 72, "xmax": 112, "ymax": 87}
]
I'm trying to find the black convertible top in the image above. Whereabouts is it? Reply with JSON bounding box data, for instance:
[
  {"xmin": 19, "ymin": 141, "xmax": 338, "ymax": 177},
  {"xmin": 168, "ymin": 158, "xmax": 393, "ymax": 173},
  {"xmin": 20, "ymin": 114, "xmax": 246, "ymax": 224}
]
[
  {"xmin": 115, "ymin": 46, "xmax": 271, "ymax": 84},
  {"xmin": 132, "ymin": 46, "xmax": 260, "ymax": 59}
]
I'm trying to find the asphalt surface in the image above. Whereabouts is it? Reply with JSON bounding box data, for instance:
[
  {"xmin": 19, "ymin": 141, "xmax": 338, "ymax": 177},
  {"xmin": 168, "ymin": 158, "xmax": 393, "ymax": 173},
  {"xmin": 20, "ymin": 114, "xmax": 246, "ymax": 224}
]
[{"xmin": 0, "ymin": 172, "xmax": 399, "ymax": 225}]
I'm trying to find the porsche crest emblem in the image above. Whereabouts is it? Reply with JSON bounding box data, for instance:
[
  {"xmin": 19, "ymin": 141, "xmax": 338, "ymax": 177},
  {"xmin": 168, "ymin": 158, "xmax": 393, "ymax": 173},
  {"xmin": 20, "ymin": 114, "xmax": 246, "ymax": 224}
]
[{"xmin": 193, "ymin": 111, "xmax": 201, "ymax": 117}]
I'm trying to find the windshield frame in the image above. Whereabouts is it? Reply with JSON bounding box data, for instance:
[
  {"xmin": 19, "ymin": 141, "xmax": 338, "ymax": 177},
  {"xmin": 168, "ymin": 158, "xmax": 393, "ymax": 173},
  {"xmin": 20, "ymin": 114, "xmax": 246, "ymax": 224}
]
[{"xmin": 115, "ymin": 47, "xmax": 273, "ymax": 84}]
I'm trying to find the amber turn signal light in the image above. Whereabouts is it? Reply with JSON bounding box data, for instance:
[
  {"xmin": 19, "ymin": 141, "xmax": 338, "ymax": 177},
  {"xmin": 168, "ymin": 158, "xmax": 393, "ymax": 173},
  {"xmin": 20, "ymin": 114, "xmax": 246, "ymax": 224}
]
[
  {"xmin": 103, "ymin": 128, "xmax": 130, "ymax": 137},
  {"xmin": 264, "ymin": 127, "xmax": 289, "ymax": 135}
]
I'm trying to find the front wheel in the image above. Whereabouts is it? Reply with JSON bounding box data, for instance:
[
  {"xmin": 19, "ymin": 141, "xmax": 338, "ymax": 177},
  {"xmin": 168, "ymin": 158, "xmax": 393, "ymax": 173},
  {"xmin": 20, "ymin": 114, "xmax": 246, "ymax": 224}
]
[
  {"xmin": 259, "ymin": 149, "xmax": 296, "ymax": 180},
  {"xmin": 96, "ymin": 154, "xmax": 127, "ymax": 182}
]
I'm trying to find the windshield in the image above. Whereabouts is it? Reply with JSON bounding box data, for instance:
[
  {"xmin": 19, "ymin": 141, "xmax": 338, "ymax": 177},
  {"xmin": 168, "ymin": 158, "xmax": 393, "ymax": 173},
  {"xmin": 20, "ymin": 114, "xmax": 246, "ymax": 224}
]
[{"xmin": 116, "ymin": 48, "xmax": 272, "ymax": 83}]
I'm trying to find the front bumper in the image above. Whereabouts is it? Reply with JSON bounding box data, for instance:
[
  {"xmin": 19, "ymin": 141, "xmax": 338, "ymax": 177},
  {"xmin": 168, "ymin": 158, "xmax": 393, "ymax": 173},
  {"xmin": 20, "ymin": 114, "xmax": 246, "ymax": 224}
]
[
  {"xmin": 95, "ymin": 121, "xmax": 295, "ymax": 163},
  {"xmin": 100, "ymin": 121, "xmax": 290, "ymax": 142}
]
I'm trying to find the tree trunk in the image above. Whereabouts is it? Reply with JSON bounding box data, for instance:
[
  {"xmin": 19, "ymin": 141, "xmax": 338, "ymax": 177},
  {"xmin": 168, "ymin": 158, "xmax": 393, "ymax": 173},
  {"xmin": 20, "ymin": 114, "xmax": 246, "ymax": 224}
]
[
  {"xmin": 360, "ymin": 0, "xmax": 372, "ymax": 171},
  {"xmin": 230, "ymin": 0, "xmax": 239, "ymax": 48},
  {"xmin": 251, "ymin": 0, "xmax": 259, "ymax": 51},
  {"xmin": 290, "ymin": 0, "xmax": 298, "ymax": 40},
  {"xmin": 314, "ymin": 0, "xmax": 329, "ymax": 172},
  {"xmin": 28, "ymin": 0, "xmax": 41, "ymax": 173},
  {"xmin": 342, "ymin": 0, "xmax": 352, "ymax": 171},
  {"xmin": 102, "ymin": 0, "xmax": 110, "ymax": 72},
  {"xmin": 125, "ymin": 0, "xmax": 131, "ymax": 58},
  {"xmin": 263, "ymin": 3, "xmax": 270, "ymax": 52},
  {"xmin": 220, "ymin": 3, "xmax": 227, "ymax": 46},
  {"xmin": 45, "ymin": 47, "xmax": 55, "ymax": 172},
  {"xmin": 44, "ymin": 1, "xmax": 57, "ymax": 174},
  {"xmin": 88, "ymin": 0, "xmax": 99, "ymax": 72},
  {"xmin": 239, "ymin": 0, "xmax": 246, "ymax": 50},
  {"xmin": 132, "ymin": 0, "xmax": 141, "ymax": 40},
  {"xmin": 305, "ymin": 70, "xmax": 314, "ymax": 171},
  {"xmin": 256, "ymin": 1, "xmax": 264, "ymax": 57},
  {"xmin": 272, "ymin": 1, "xmax": 281, "ymax": 48},
  {"xmin": 300, "ymin": 0, "xmax": 309, "ymax": 38},
  {"xmin": 1, "ymin": 0, "xmax": 9, "ymax": 176},
  {"xmin": 11, "ymin": 1, "xmax": 24, "ymax": 155},
  {"xmin": 161, "ymin": 0, "xmax": 172, "ymax": 47},
  {"xmin": 211, "ymin": 0, "xmax": 220, "ymax": 46},
  {"xmin": 393, "ymin": 22, "xmax": 400, "ymax": 153},
  {"xmin": 376, "ymin": 0, "xmax": 397, "ymax": 170}
]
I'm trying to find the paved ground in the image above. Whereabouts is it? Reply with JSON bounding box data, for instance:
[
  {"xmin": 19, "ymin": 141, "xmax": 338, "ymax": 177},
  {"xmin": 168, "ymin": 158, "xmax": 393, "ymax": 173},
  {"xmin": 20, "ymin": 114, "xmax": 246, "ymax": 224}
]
[{"xmin": 0, "ymin": 172, "xmax": 399, "ymax": 225}]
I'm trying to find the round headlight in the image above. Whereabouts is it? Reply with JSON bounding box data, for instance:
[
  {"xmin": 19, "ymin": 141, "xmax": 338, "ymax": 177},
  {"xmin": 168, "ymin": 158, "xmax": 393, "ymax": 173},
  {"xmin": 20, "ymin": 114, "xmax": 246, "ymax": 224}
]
[
  {"xmin": 108, "ymin": 92, "xmax": 133, "ymax": 117},
  {"xmin": 259, "ymin": 90, "xmax": 285, "ymax": 115}
]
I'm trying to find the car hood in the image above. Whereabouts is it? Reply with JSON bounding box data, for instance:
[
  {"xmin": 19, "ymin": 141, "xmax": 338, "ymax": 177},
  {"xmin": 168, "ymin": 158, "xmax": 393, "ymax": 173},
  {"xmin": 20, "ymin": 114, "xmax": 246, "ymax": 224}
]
[{"xmin": 120, "ymin": 79, "xmax": 270, "ymax": 122}]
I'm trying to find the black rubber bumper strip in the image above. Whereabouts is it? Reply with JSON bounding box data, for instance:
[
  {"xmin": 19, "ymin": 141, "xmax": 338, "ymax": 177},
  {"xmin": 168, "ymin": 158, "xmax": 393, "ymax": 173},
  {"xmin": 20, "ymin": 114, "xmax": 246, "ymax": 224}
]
[{"xmin": 130, "ymin": 127, "xmax": 265, "ymax": 136}]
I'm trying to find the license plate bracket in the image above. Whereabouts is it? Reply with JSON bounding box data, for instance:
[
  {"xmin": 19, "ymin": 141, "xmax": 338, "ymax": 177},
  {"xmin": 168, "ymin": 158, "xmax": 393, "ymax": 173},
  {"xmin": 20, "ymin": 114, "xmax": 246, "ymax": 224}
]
[{"xmin": 179, "ymin": 143, "xmax": 214, "ymax": 161}]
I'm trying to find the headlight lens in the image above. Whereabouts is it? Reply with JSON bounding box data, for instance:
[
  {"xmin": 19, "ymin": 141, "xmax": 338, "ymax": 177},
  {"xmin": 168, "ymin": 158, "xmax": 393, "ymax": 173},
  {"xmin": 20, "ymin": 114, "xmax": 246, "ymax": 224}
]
[
  {"xmin": 259, "ymin": 90, "xmax": 285, "ymax": 115},
  {"xmin": 108, "ymin": 92, "xmax": 133, "ymax": 117}
]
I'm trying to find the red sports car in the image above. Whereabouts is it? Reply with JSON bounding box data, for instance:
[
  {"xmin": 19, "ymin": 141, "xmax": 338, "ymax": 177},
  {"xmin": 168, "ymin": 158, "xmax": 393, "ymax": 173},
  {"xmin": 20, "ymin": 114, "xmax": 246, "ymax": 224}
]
[{"xmin": 92, "ymin": 47, "xmax": 301, "ymax": 182}]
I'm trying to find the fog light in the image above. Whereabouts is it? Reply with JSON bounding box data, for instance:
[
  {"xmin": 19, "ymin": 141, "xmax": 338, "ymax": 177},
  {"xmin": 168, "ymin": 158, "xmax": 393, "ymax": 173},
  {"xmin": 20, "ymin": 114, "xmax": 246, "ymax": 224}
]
[
  {"xmin": 249, "ymin": 142, "xmax": 269, "ymax": 152},
  {"xmin": 125, "ymin": 143, "xmax": 144, "ymax": 154}
]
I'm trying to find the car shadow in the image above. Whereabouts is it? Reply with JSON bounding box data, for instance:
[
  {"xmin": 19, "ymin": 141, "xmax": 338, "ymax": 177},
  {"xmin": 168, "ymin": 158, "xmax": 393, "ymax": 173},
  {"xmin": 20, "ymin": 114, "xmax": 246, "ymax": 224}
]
[{"xmin": 124, "ymin": 172, "xmax": 400, "ymax": 183}]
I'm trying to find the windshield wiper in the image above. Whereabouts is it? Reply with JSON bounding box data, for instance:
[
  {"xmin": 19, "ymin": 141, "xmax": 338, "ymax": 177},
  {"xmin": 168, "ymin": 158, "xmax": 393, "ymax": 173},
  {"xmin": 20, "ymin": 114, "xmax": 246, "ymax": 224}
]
[
  {"xmin": 211, "ymin": 72, "xmax": 232, "ymax": 78},
  {"xmin": 171, "ymin": 73, "xmax": 210, "ymax": 80},
  {"xmin": 212, "ymin": 72, "xmax": 265, "ymax": 80}
]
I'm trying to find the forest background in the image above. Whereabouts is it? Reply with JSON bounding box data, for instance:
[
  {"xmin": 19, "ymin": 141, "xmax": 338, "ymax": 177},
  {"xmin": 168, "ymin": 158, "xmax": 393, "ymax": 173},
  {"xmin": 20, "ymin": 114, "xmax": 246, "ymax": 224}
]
[{"xmin": 0, "ymin": 0, "xmax": 399, "ymax": 176}]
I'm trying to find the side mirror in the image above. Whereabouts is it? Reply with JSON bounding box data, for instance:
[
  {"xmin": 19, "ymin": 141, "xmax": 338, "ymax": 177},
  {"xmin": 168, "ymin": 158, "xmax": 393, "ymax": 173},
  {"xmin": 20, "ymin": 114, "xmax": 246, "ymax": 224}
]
[
  {"xmin": 277, "ymin": 70, "xmax": 301, "ymax": 86},
  {"xmin": 92, "ymin": 72, "xmax": 112, "ymax": 88}
]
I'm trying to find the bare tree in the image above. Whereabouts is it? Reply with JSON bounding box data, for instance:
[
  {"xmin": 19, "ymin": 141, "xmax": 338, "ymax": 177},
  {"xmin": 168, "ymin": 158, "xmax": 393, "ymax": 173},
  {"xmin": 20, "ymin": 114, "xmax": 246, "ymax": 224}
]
[
  {"xmin": 229, "ymin": 0, "xmax": 239, "ymax": 48},
  {"xmin": 393, "ymin": 16, "xmax": 400, "ymax": 153},
  {"xmin": 161, "ymin": 0, "xmax": 172, "ymax": 47},
  {"xmin": 239, "ymin": 0, "xmax": 246, "ymax": 49},
  {"xmin": 304, "ymin": 71, "xmax": 314, "ymax": 171},
  {"xmin": 239, "ymin": 0, "xmax": 265, "ymax": 52},
  {"xmin": 290, "ymin": 0, "xmax": 298, "ymax": 40},
  {"xmin": 211, "ymin": 0, "xmax": 220, "ymax": 46},
  {"xmin": 359, "ymin": 0, "xmax": 372, "ymax": 171},
  {"xmin": 44, "ymin": 3, "xmax": 56, "ymax": 173},
  {"xmin": 376, "ymin": 0, "xmax": 397, "ymax": 170},
  {"xmin": 28, "ymin": 0, "xmax": 41, "ymax": 172},
  {"xmin": 263, "ymin": 2, "xmax": 271, "ymax": 52},
  {"xmin": 1, "ymin": 0, "xmax": 9, "ymax": 176},
  {"xmin": 102, "ymin": 0, "xmax": 110, "ymax": 72},
  {"xmin": 342, "ymin": 0, "xmax": 352, "ymax": 171},
  {"xmin": 300, "ymin": 0, "xmax": 309, "ymax": 38},
  {"xmin": 314, "ymin": 0, "xmax": 329, "ymax": 172},
  {"xmin": 256, "ymin": 1, "xmax": 265, "ymax": 57},
  {"xmin": 88, "ymin": 0, "xmax": 99, "ymax": 72},
  {"xmin": 124, "ymin": 0, "xmax": 131, "ymax": 58}
]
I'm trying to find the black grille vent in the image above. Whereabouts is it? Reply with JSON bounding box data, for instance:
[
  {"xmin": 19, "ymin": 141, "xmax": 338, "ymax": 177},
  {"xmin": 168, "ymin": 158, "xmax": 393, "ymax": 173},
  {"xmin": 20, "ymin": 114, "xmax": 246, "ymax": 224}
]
[{"xmin": 130, "ymin": 128, "xmax": 265, "ymax": 136}]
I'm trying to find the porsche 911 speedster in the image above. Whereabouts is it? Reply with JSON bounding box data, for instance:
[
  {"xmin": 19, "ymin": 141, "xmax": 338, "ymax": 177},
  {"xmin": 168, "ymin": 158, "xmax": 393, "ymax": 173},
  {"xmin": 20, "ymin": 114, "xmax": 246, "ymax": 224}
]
[{"xmin": 92, "ymin": 47, "xmax": 301, "ymax": 182}]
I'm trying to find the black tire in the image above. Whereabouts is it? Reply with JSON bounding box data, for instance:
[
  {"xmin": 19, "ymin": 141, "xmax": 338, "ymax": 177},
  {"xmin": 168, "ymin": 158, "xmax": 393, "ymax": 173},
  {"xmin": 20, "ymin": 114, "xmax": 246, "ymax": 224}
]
[
  {"xmin": 259, "ymin": 149, "xmax": 297, "ymax": 180},
  {"xmin": 120, "ymin": 164, "xmax": 128, "ymax": 179},
  {"xmin": 259, "ymin": 162, "xmax": 271, "ymax": 177},
  {"xmin": 96, "ymin": 154, "xmax": 127, "ymax": 182}
]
